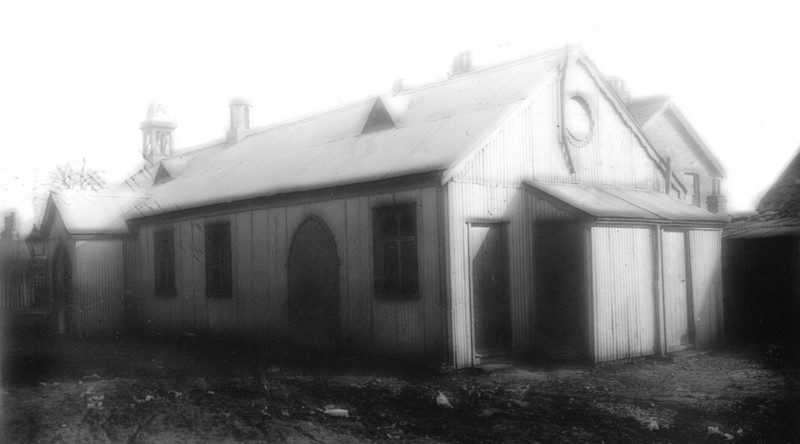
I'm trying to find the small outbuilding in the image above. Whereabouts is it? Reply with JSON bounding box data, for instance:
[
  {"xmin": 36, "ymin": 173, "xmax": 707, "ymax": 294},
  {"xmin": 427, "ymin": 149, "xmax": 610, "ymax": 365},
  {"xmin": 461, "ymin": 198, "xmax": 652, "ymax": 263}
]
[{"xmin": 38, "ymin": 191, "xmax": 146, "ymax": 335}]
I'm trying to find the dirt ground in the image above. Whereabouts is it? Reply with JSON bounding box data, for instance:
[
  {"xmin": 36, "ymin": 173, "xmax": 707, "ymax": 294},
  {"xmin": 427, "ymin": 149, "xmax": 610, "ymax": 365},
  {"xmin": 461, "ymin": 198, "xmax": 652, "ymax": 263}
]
[{"xmin": 1, "ymin": 331, "xmax": 798, "ymax": 443}]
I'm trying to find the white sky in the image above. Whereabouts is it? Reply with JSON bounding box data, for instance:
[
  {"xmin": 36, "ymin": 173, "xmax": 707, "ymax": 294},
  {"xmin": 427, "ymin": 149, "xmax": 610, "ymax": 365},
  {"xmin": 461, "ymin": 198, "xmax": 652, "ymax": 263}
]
[{"xmin": 2, "ymin": 0, "xmax": 799, "ymax": 230}]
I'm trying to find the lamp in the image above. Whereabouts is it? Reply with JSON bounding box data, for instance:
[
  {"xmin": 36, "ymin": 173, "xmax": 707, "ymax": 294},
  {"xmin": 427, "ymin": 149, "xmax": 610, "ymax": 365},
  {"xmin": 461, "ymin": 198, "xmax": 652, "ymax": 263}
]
[{"xmin": 25, "ymin": 225, "xmax": 46, "ymax": 258}]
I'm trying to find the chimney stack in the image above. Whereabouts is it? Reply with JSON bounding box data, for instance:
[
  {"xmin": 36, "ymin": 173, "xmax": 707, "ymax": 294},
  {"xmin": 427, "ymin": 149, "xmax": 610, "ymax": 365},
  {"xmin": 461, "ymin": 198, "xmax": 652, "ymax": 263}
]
[
  {"xmin": 450, "ymin": 51, "xmax": 473, "ymax": 77},
  {"xmin": 393, "ymin": 78, "xmax": 405, "ymax": 94},
  {"xmin": 227, "ymin": 97, "xmax": 253, "ymax": 145},
  {"xmin": 607, "ymin": 77, "xmax": 631, "ymax": 104},
  {"xmin": 707, "ymin": 178, "xmax": 727, "ymax": 215}
]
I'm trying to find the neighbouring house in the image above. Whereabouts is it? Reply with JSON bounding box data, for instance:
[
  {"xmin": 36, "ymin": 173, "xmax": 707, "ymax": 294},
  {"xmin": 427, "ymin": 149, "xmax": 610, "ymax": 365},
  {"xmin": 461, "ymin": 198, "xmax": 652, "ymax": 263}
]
[
  {"xmin": 110, "ymin": 46, "xmax": 728, "ymax": 368},
  {"xmin": 625, "ymin": 91, "xmax": 727, "ymax": 215},
  {"xmin": 724, "ymin": 146, "xmax": 800, "ymax": 345}
]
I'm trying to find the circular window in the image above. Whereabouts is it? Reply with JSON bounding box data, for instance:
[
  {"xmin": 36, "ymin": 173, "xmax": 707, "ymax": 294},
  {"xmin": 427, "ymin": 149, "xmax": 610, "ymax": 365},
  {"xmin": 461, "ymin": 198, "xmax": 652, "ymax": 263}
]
[{"xmin": 565, "ymin": 96, "xmax": 593, "ymax": 143}]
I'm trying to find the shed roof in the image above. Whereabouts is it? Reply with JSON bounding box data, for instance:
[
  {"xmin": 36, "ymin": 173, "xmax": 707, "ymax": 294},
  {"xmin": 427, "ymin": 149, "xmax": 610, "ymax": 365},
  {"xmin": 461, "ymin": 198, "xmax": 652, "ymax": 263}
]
[
  {"xmin": 525, "ymin": 181, "xmax": 726, "ymax": 223},
  {"xmin": 129, "ymin": 48, "xmax": 568, "ymax": 218},
  {"xmin": 44, "ymin": 191, "xmax": 148, "ymax": 236}
]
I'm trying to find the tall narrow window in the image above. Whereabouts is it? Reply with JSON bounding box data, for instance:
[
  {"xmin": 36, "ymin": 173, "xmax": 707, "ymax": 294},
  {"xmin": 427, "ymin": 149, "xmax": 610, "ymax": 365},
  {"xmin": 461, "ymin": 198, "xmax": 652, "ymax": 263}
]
[
  {"xmin": 154, "ymin": 230, "xmax": 176, "ymax": 296},
  {"xmin": 685, "ymin": 173, "xmax": 701, "ymax": 207},
  {"xmin": 205, "ymin": 221, "xmax": 232, "ymax": 297},
  {"xmin": 373, "ymin": 204, "xmax": 418, "ymax": 297}
]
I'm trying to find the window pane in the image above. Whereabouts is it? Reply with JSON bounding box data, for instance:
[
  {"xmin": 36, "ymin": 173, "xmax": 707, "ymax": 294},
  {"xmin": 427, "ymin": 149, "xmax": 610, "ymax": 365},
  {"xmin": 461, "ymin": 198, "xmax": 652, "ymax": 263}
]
[
  {"xmin": 400, "ymin": 240, "xmax": 418, "ymax": 294},
  {"xmin": 382, "ymin": 211, "xmax": 398, "ymax": 237},
  {"xmin": 205, "ymin": 222, "xmax": 232, "ymax": 297},
  {"xmin": 382, "ymin": 242, "xmax": 400, "ymax": 294},
  {"xmin": 399, "ymin": 205, "xmax": 416, "ymax": 237}
]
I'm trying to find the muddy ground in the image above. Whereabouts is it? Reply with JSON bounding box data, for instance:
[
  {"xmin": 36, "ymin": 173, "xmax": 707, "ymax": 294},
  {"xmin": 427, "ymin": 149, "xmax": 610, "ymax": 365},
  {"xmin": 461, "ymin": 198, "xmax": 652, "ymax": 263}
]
[{"xmin": 1, "ymin": 331, "xmax": 798, "ymax": 443}]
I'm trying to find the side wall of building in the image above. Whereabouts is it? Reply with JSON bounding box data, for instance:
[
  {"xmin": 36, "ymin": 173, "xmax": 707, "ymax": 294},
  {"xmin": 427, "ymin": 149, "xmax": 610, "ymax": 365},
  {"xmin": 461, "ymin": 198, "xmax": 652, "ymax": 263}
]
[
  {"xmin": 72, "ymin": 239, "xmax": 126, "ymax": 336},
  {"xmin": 133, "ymin": 186, "xmax": 444, "ymax": 360}
]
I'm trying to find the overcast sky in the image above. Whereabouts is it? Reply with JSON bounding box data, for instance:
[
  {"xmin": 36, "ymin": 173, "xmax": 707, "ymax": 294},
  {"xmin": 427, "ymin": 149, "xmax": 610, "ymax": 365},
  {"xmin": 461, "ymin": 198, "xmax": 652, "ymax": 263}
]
[{"xmin": 2, "ymin": 0, "xmax": 799, "ymax": 230}]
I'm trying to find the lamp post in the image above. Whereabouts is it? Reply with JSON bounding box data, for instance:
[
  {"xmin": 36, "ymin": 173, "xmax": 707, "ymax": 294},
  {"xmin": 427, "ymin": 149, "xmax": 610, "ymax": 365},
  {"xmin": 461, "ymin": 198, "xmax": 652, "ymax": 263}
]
[{"xmin": 25, "ymin": 225, "xmax": 47, "ymax": 258}]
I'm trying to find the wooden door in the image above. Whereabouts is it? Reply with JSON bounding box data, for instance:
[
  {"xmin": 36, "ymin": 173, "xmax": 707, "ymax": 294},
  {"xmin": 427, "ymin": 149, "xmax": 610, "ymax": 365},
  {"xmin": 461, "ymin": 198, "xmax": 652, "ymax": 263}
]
[
  {"xmin": 662, "ymin": 231, "xmax": 693, "ymax": 352},
  {"xmin": 52, "ymin": 243, "xmax": 72, "ymax": 335},
  {"xmin": 469, "ymin": 223, "xmax": 511, "ymax": 357},
  {"xmin": 287, "ymin": 218, "xmax": 341, "ymax": 348}
]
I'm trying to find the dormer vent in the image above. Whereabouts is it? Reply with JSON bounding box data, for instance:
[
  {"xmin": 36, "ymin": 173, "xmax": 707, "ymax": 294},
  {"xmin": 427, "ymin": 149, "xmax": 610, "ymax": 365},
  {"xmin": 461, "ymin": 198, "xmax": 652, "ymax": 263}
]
[
  {"xmin": 450, "ymin": 51, "xmax": 473, "ymax": 77},
  {"xmin": 362, "ymin": 97, "xmax": 395, "ymax": 134},
  {"xmin": 227, "ymin": 97, "xmax": 253, "ymax": 145}
]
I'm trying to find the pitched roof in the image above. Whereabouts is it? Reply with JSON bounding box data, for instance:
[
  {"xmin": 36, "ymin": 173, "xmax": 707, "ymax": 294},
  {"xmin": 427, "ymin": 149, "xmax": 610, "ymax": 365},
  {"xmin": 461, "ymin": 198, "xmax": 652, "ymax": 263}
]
[
  {"xmin": 130, "ymin": 48, "xmax": 568, "ymax": 218},
  {"xmin": 43, "ymin": 191, "xmax": 148, "ymax": 236},
  {"xmin": 628, "ymin": 95, "xmax": 670, "ymax": 125},
  {"xmin": 525, "ymin": 181, "xmax": 726, "ymax": 223},
  {"xmin": 628, "ymin": 95, "xmax": 725, "ymax": 177},
  {"xmin": 757, "ymin": 145, "xmax": 800, "ymax": 214}
]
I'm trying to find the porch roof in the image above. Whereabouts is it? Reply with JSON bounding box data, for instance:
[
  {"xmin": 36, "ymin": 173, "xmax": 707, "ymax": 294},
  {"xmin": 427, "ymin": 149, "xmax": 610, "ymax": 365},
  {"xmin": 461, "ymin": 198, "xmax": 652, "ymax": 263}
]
[{"xmin": 524, "ymin": 181, "xmax": 727, "ymax": 224}]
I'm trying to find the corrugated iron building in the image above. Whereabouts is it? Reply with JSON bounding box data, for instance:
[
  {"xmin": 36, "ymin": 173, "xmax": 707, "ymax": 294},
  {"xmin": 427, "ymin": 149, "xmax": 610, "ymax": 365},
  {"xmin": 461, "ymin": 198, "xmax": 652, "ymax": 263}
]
[
  {"xmin": 38, "ymin": 192, "xmax": 147, "ymax": 336},
  {"xmin": 31, "ymin": 47, "xmax": 726, "ymax": 364},
  {"xmin": 114, "ymin": 46, "xmax": 727, "ymax": 367}
]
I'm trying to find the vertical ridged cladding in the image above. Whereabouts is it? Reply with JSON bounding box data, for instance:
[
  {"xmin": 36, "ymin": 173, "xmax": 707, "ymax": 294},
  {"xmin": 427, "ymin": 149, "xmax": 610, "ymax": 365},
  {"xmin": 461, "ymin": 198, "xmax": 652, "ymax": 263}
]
[
  {"xmin": 563, "ymin": 61, "xmax": 665, "ymax": 190},
  {"xmin": 591, "ymin": 226, "xmax": 656, "ymax": 362},
  {"xmin": 135, "ymin": 186, "xmax": 443, "ymax": 361},
  {"xmin": 447, "ymin": 181, "xmax": 532, "ymax": 368},
  {"xmin": 73, "ymin": 239, "xmax": 125, "ymax": 336},
  {"xmin": 688, "ymin": 229, "xmax": 724, "ymax": 347}
]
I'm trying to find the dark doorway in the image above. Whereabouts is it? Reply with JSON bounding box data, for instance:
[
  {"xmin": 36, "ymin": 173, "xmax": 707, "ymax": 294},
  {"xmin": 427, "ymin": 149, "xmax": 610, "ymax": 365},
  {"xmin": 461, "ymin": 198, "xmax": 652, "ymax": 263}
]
[
  {"xmin": 469, "ymin": 223, "xmax": 511, "ymax": 357},
  {"xmin": 287, "ymin": 217, "xmax": 341, "ymax": 348},
  {"xmin": 534, "ymin": 223, "xmax": 587, "ymax": 359},
  {"xmin": 662, "ymin": 230, "xmax": 693, "ymax": 352},
  {"xmin": 51, "ymin": 243, "xmax": 72, "ymax": 335}
]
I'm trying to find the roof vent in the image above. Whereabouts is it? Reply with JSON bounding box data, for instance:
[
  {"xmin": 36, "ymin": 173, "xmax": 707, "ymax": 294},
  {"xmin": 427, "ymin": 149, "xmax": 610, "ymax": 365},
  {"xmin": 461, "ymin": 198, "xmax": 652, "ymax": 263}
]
[
  {"xmin": 450, "ymin": 51, "xmax": 473, "ymax": 77},
  {"xmin": 362, "ymin": 97, "xmax": 395, "ymax": 134},
  {"xmin": 607, "ymin": 77, "xmax": 631, "ymax": 104}
]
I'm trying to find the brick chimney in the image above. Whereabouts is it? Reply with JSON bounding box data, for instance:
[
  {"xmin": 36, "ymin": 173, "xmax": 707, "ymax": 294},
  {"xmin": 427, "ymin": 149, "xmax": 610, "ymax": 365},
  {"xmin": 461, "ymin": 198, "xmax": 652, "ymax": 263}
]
[
  {"xmin": 706, "ymin": 178, "xmax": 727, "ymax": 215},
  {"xmin": 450, "ymin": 51, "xmax": 473, "ymax": 77},
  {"xmin": 607, "ymin": 77, "xmax": 631, "ymax": 104},
  {"xmin": 227, "ymin": 97, "xmax": 252, "ymax": 145}
]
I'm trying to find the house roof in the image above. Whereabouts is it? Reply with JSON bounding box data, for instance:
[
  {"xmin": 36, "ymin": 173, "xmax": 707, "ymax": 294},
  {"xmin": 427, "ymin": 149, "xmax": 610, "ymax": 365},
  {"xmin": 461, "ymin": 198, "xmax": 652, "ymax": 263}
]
[
  {"xmin": 43, "ymin": 191, "xmax": 148, "ymax": 236},
  {"xmin": 129, "ymin": 48, "xmax": 569, "ymax": 218},
  {"xmin": 628, "ymin": 95, "xmax": 725, "ymax": 177},
  {"xmin": 724, "ymin": 212, "xmax": 800, "ymax": 239},
  {"xmin": 525, "ymin": 181, "xmax": 727, "ymax": 223},
  {"xmin": 757, "ymin": 145, "xmax": 800, "ymax": 214},
  {"xmin": 628, "ymin": 95, "xmax": 670, "ymax": 125}
]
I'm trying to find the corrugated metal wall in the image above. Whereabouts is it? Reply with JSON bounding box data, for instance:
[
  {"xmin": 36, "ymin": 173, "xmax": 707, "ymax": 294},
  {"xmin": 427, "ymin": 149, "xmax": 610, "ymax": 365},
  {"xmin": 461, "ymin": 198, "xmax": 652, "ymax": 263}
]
[
  {"xmin": 446, "ymin": 181, "xmax": 532, "ymax": 368},
  {"xmin": 591, "ymin": 226, "xmax": 656, "ymax": 361},
  {"xmin": 688, "ymin": 229, "xmax": 723, "ymax": 347},
  {"xmin": 73, "ymin": 239, "xmax": 125, "ymax": 336},
  {"xmin": 135, "ymin": 186, "xmax": 443, "ymax": 360}
]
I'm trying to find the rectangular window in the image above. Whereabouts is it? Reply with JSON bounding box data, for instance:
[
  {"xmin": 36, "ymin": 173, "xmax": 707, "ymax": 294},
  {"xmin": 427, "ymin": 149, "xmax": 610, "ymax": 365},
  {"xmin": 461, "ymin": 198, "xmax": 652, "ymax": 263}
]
[
  {"xmin": 373, "ymin": 204, "xmax": 418, "ymax": 297},
  {"xmin": 205, "ymin": 221, "xmax": 232, "ymax": 297},
  {"xmin": 153, "ymin": 230, "xmax": 176, "ymax": 296},
  {"xmin": 685, "ymin": 173, "xmax": 701, "ymax": 207}
]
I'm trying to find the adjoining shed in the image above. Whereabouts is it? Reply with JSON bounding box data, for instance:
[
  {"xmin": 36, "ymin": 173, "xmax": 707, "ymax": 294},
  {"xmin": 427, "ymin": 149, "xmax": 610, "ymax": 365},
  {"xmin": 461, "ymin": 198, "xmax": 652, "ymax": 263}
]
[
  {"xmin": 724, "ymin": 145, "xmax": 800, "ymax": 346},
  {"xmin": 38, "ymin": 191, "xmax": 147, "ymax": 336}
]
